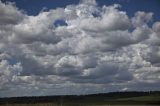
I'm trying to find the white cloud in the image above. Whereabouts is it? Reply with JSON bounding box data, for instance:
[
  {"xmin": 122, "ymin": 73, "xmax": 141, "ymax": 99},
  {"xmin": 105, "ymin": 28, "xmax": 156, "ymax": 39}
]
[
  {"xmin": 0, "ymin": 0, "xmax": 160, "ymax": 97},
  {"xmin": 79, "ymin": 4, "xmax": 130, "ymax": 31}
]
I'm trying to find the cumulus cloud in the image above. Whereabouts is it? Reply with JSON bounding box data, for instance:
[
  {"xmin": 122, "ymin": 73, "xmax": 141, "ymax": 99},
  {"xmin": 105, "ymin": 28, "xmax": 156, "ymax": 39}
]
[
  {"xmin": 79, "ymin": 4, "xmax": 130, "ymax": 31},
  {"xmin": 132, "ymin": 11, "xmax": 153, "ymax": 27},
  {"xmin": 0, "ymin": 1, "xmax": 24, "ymax": 25},
  {"xmin": 0, "ymin": 60, "xmax": 22, "ymax": 90},
  {"xmin": 0, "ymin": 0, "xmax": 160, "ymax": 97}
]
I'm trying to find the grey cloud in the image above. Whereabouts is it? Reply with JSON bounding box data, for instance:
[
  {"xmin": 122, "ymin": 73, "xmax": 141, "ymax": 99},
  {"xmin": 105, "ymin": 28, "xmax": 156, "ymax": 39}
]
[
  {"xmin": 132, "ymin": 25, "xmax": 151, "ymax": 42},
  {"xmin": 152, "ymin": 22, "xmax": 160, "ymax": 40},
  {"xmin": 80, "ymin": 0, "xmax": 97, "ymax": 6},
  {"xmin": 132, "ymin": 11, "xmax": 153, "ymax": 27},
  {"xmin": 0, "ymin": 60, "xmax": 22, "ymax": 90},
  {"xmin": 142, "ymin": 46, "xmax": 160, "ymax": 65},
  {"xmin": 0, "ymin": 1, "xmax": 24, "ymax": 25},
  {"xmin": 0, "ymin": 0, "xmax": 160, "ymax": 97},
  {"xmin": 153, "ymin": 22, "xmax": 160, "ymax": 33}
]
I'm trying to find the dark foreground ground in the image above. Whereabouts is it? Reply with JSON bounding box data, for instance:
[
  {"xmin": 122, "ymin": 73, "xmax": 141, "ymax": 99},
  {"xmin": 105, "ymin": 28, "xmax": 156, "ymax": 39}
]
[{"xmin": 0, "ymin": 91, "xmax": 160, "ymax": 106}]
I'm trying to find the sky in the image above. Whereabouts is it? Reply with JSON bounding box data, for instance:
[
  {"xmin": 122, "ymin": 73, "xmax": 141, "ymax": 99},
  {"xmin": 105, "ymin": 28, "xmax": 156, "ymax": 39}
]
[{"xmin": 0, "ymin": 0, "xmax": 160, "ymax": 97}]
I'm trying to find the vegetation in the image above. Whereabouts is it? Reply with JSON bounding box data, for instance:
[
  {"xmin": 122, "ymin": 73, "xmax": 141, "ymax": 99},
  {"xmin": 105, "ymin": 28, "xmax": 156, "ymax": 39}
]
[{"xmin": 0, "ymin": 91, "xmax": 160, "ymax": 106}]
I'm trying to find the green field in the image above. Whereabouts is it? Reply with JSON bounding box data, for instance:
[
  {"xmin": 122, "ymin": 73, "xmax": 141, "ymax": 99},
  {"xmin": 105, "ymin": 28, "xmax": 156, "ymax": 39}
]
[{"xmin": 0, "ymin": 92, "xmax": 160, "ymax": 106}]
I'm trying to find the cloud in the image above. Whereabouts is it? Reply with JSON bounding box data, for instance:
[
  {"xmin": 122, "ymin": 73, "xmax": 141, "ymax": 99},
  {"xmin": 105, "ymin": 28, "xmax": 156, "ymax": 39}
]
[
  {"xmin": 0, "ymin": 0, "xmax": 160, "ymax": 97},
  {"xmin": 0, "ymin": 60, "xmax": 22, "ymax": 90},
  {"xmin": 80, "ymin": 0, "xmax": 97, "ymax": 6},
  {"xmin": 0, "ymin": 1, "xmax": 24, "ymax": 25},
  {"xmin": 132, "ymin": 11, "xmax": 153, "ymax": 27},
  {"xmin": 78, "ymin": 4, "xmax": 130, "ymax": 32}
]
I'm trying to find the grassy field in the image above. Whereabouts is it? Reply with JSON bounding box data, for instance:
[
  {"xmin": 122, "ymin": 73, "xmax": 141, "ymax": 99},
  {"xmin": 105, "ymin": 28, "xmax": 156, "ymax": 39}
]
[{"xmin": 0, "ymin": 91, "xmax": 160, "ymax": 106}]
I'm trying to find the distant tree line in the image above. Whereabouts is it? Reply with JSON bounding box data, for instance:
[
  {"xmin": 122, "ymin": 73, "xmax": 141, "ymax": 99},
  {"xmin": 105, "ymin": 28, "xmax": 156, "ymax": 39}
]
[{"xmin": 0, "ymin": 91, "xmax": 160, "ymax": 105}]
